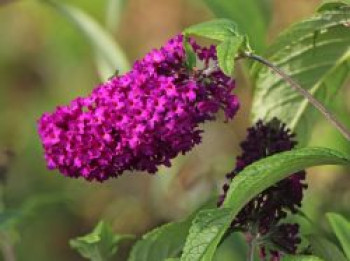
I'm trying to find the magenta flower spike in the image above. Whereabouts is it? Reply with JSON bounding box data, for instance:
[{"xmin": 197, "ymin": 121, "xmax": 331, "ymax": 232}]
[{"xmin": 38, "ymin": 35, "xmax": 239, "ymax": 181}]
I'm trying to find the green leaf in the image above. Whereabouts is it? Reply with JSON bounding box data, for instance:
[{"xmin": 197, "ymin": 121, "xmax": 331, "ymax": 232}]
[
  {"xmin": 306, "ymin": 235, "xmax": 348, "ymax": 261},
  {"xmin": 181, "ymin": 208, "xmax": 232, "ymax": 261},
  {"xmin": 217, "ymin": 36, "xmax": 244, "ymax": 75},
  {"xmin": 326, "ymin": 213, "xmax": 350, "ymax": 259},
  {"xmin": 0, "ymin": 194, "xmax": 65, "ymax": 231},
  {"xmin": 203, "ymin": 0, "xmax": 272, "ymax": 52},
  {"xmin": 184, "ymin": 40, "xmax": 197, "ymax": 70},
  {"xmin": 318, "ymin": 0, "xmax": 350, "ymax": 11},
  {"xmin": 41, "ymin": 0, "xmax": 130, "ymax": 81},
  {"xmin": 105, "ymin": 0, "xmax": 127, "ymax": 31},
  {"xmin": 129, "ymin": 199, "xmax": 217, "ymax": 261},
  {"xmin": 183, "ymin": 19, "xmax": 240, "ymax": 42},
  {"xmin": 128, "ymin": 221, "xmax": 192, "ymax": 261},
  {"xmin": 251, "ymin": 5, "xmax": 350, "ymax": 145},
  {"xmin": 282, "ymin": 255, "xmax": 324, "ymax": 261},
  {"xmin": 184, "ymin": 19, "xmax": 248, "ymax": 75},
  {"xmin": 70, "ymin": 221, "xmax": 133, "ymax": 261},
  {"xmin": 180, "ymin": 147, "xmax": 350, "ymax": 261}
]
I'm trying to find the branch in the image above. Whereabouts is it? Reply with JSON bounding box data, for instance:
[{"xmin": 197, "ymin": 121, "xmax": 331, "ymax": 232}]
[{"xmin": 243, "ymin": 51, "xmax": 350, "ymax": 141}]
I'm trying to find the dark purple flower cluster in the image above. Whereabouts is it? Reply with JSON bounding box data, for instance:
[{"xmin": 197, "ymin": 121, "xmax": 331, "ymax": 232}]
[
  {"xmin": 218, "ymin": 118, "xmax": 307, "ymax": 260},
  {"xmin": 267, "ymin": 224, "xmax": 301, "ymax": 259},
  {"xmin": 38, "ymin": 35, "xmax": 239, "ymax": 181}
]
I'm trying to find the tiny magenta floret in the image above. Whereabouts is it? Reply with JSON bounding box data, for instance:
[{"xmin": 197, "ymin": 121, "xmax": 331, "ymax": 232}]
[{"xmin": 38, "ymin": 35, "xmax": 239, "ymax": 181}]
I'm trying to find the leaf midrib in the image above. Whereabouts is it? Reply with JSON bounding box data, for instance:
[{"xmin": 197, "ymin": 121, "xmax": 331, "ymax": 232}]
[{"xmin": 289, "ymin": 49, "xmax": 350, "ymax": 130}]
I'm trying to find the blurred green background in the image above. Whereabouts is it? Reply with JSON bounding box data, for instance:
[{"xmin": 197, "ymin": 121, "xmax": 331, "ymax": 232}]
[{"xmin": 0, "ymin": 0, "xmax": 349, "ymax": 260}]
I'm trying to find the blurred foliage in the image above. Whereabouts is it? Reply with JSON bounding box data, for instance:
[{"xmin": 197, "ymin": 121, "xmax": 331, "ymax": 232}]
[
  {"xmin": 40, "ymin": 0, "xmax": 130, "ymax": 81},
  {"xmin": 203, "ymin": 0, "xmax": 272, "ymax": 52},
  {"xmin": 0, "ymin": 0, "xmax": 349, "ymax": 260},
  {"xmin": 70, "ymin": 221, "xmax": 133, "ymax": 261},
  {"xmin": 326, "ymin": 213, "xmax": 350, "ymax": 259}
]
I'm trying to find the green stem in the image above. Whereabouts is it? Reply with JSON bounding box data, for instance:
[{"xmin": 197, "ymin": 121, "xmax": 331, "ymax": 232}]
[
  {"xmin": 243, "ymin": 51, "xmax": 350, "ymax": 141},
  {"xmin": 247, "ymin": 238, "xmax": 256, "ymax": 261}
]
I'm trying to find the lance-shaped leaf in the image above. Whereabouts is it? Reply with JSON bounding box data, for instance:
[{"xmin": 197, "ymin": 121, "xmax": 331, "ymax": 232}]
[
  {"xmin": 41, "ymin": 0, "xmax": 130, "ymax": 81},
  {"xmin": 251, "ymin": 2, "xmax": 350, "ymax": 145},
  {"xmin": 180, "ymin": 147, "xmax": 350, "ymax": 261}
]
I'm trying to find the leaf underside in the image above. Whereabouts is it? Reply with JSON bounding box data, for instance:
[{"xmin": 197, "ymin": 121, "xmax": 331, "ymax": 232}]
[{"xmin": 251, "ymin": 3, "xmax": 350, "ymax": 145}]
